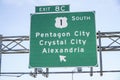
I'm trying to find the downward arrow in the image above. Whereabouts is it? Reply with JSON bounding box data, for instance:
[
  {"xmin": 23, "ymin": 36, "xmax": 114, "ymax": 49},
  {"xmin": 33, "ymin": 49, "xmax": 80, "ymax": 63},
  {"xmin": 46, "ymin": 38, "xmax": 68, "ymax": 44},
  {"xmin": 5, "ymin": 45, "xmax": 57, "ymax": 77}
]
[{"xmin": 59, "ymin": 55, "xmax": 66, "ymax": 62}]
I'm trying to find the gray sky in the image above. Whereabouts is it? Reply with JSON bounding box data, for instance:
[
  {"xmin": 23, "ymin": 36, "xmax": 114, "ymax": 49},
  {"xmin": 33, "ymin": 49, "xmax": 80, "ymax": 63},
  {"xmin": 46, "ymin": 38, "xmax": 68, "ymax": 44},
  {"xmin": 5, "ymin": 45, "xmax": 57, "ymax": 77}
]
[{"xmin": 1, "ymin": 0, "xmax": 120, "ymax": 80}]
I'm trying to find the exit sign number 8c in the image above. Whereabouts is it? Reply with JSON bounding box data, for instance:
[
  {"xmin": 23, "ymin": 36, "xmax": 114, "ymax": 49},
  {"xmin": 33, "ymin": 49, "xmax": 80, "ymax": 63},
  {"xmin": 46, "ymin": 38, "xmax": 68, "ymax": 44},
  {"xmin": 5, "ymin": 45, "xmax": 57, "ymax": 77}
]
[{"xmin": 55, "ymin": 6, "xmax": 66, "ymax": 12}]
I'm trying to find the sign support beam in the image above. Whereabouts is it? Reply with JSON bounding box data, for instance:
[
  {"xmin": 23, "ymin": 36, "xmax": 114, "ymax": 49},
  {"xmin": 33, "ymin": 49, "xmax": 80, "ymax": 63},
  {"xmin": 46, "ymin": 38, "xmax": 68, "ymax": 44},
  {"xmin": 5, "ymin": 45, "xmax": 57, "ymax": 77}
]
[
  {"xmin": 98, "ymin": 31, "xmax": 103, "ymax": 76},
  {"xmin": 0, "ymin": 35, "xmax": 2, "ymax": 75},
  {"xmin": 1, "ymin": 33, "xmax": 120, "ymax": 54}
]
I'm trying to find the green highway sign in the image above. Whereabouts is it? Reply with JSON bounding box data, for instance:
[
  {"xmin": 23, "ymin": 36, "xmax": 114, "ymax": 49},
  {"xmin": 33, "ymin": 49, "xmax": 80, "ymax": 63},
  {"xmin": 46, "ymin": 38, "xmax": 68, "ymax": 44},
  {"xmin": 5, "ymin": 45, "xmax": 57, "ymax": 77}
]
[
  {"xmin": 30, "ymin": 11, "xmax": 97, "ymax": 68},
  {"xmin": 35, "ymin": 5, "xmax": 70, "ymax": 13}
]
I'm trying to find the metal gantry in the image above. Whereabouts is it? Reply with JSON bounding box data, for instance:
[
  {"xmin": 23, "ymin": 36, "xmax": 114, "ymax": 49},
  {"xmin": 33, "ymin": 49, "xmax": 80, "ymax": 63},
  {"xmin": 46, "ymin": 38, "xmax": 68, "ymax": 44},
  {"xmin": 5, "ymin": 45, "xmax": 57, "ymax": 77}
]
[
  {"xmin": 1, "ymin": 31, "xmax": 120, "ymax": 54},
  {"xmin": 97, "ymin": 31, "xmax": 120, "ymax": 51},
  {"xmin": 0, "ymin": 36, "xmax": 29, "ymax": 54},
  {"xmin": 0, "ymin": 31, "xmax": 120, "ymax": 77}
]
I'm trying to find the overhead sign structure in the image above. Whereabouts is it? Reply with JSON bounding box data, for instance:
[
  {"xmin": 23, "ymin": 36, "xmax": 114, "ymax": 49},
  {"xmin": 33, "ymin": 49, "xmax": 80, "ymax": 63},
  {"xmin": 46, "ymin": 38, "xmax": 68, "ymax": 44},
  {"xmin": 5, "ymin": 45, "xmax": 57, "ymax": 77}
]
[
  {"xmin": 30, "ymin": 11, "xmax": 97, "ymax": 68},
  {"xmin": 35, "ymin": 5, "xmax": 70, "ymax": 13}
]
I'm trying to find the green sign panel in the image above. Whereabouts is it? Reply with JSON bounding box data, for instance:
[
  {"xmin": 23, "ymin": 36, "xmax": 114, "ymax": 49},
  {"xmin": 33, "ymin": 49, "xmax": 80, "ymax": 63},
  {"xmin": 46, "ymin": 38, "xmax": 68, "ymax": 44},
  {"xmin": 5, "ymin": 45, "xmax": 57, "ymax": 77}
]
[
  {"xmin": 35, "ymin": 5, "xmax": 70, "ymax": 13},
  {"xmin": 30, "ymin": 12, "xmax": 97, "ymax": 68}
]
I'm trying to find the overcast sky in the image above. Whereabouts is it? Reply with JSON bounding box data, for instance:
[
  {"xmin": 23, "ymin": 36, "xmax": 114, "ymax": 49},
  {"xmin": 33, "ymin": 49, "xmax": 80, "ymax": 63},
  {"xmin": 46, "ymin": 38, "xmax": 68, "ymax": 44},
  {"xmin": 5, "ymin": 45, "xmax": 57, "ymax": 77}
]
[{"xmin": 1, "ymin": 0, "xmax": 120, "ymax": 80}]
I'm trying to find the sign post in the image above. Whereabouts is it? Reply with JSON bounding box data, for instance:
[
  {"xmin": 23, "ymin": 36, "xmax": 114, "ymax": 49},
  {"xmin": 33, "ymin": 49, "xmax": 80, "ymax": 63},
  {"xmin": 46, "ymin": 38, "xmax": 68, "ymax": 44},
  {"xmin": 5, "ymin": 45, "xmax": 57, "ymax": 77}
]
[
  {"xmin": 0, "ymin": 35, "xmax": 2, "ymax": 74},
  {"xmin": 30, "ymin": 12, "xmax": 97, "ymax": 68}
]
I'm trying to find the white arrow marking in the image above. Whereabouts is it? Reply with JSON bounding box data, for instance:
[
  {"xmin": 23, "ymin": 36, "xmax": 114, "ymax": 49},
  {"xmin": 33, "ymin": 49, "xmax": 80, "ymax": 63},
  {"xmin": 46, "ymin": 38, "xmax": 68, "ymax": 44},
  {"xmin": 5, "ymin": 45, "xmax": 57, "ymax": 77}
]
[{"xmin": 59, "ymin": 55, "xmax": 66, "ymax": 62}]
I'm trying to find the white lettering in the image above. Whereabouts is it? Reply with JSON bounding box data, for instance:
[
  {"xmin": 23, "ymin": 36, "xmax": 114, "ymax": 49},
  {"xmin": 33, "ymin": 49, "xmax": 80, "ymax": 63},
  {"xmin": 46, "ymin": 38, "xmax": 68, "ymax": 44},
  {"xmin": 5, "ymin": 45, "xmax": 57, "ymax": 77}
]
[
  {"xmin": 35, "ymin": 32, "xmax": 70, "ymax": 39},
  {"xmin": 55, "ymin": 6, "xmax": 65, "ymax": 12},
  {"xmin": 74, "ymin": 31, "xmax": 90, "ymax": 37},
  {"xmin": 39, "ymin": 7, "xmax": 51, "ymax": 12},
  {"xmin": 72, "ymin": 16, "xmax": 91, "ymax": 21},
  {"xmin": 39, "ymin": 40, "xmax": 67, "ymax": 46},
  {"xmin": 71, "ymin": 39, "xmax": 86, "ymax": 45},
  {"xmin": 42, "ymin": 47, "xmax": 84, "ymax": 54}
]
